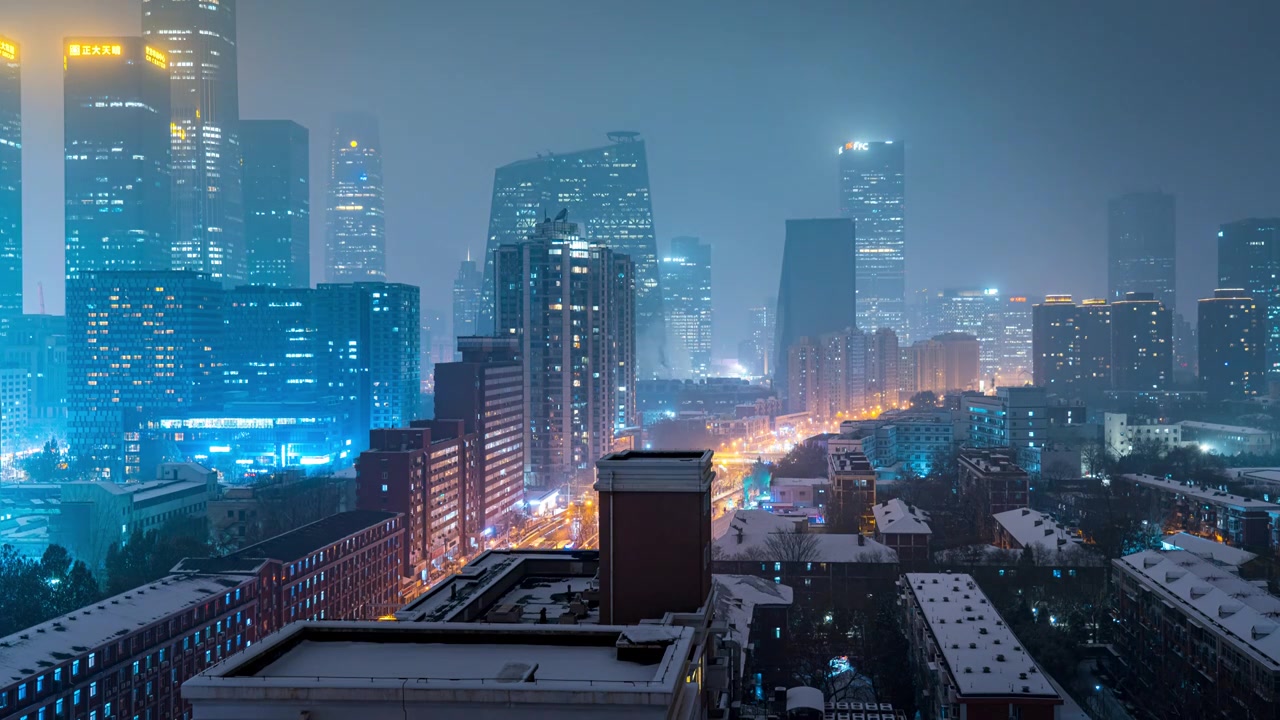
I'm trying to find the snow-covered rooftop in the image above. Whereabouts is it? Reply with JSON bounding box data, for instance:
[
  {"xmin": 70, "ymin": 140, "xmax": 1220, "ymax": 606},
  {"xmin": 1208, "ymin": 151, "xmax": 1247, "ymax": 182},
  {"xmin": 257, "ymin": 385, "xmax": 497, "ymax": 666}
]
[
  {"xmin": 714, "ymin": 509, "xmax": 896, "ymax": 563},
  {"xmin": 1178, "ymin": 420, "xmax": 1271, "ymax": 436},
  {"xmin": 993, "ymin": 508, "xmax": 1078, "ymax": 552},
  {"xmin": 0, "ymin": 573, "xmax": 249, "ymax": 679},
  {"xmin": 873, "ymin": 498, "xmax": 932, "ymax": 535},
  {"xmin": 1121, "ymin": 474, "xmax": 1280, "ymax": 512},
  {"xmin": 1115, "ymin": 549, "xmax": 1280, "ymax": 669},
  {"xmin": 712, "ymin": 574, "xmax": 793, "ymax": 676},
  {"xmin": 396, "ymin": 549, "xmax": 599, "ymax": 623},
  {"xmin": 904, "ymin": 573, "xmax": 1059, "ymax": 699},
  {"xmin": 1161, "ymin": 532, "xmax": 1257, "ymax": 568}
]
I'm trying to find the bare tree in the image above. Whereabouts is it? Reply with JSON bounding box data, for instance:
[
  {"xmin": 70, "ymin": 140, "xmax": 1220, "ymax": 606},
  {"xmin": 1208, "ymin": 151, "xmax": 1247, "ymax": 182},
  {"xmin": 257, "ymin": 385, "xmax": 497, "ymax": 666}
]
[{"xmin": 763, "ymin": 528, "xmax": 821, "ymax": 563}]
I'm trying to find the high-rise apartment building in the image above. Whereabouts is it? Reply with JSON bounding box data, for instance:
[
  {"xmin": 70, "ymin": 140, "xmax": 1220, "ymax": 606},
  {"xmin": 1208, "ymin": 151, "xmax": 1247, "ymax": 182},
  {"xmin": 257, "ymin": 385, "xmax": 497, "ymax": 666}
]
[
  {"xmin": 451, "ymin": 255, "xmax": 483, "ymax": 355},
  {"xmin": 1077, "ymin": 298, "xmax": 1112, "ymax": 396},
  {"xmin": 661, "ymin": 236, "xmax": 712, "ymax": 378},
  {"xmin": 817, "ymin": 327, "xmax": 867, "ymax": 418},
  {"xmin": 64, "ymin": 37, "xmax": 171, "ymax": 280},
  {"xmin": 1218, "ymin": 218, "xmax": 1280, "ymax": 376},
  {"xmin": 1031, "ymin": 295, "xmax": 1110, "ymax": 399},
  {"xmin": 785, "ymin": 336, "xmax": 820, "ymax": 415},
  {"xmin": 0, "ymin": 35, "xmax": 19, "ymax": 317},
  {"xmin": 433, "ymin": 336, "xmax": 524, "ymax": 538},
  {"xmin": 241, "ymin": 120, "xmax": 309, "ymax": 287},
  {"xmin": 1110, "ymin": 291, "xmax": 1172, "ymax": 391},
  {"xmin": 483, "ymin": 133, "xmax": 662, "ymax": 376},
  {"xmin": 67, "ymin": 271, "xmax": 222, "ymax": 480},
  {"xmin": 493, "ymin": 215, "xmax": 636, "ymax": 490},
  {"xmin": 143, "ymin": 0, "xmax": 244, "ymax": 286},
  {"xmin": 774, "ymin": 218, "xmax": 857, "ymax": 411},
  {"xmin": 1108, "ymin": 192, "xmax": 1176, "ymax": 310},
  {"xmin": 866, "ymin": 327, "xmax": 900, "ymax": 410},
  {"xmin": 933, "ymin": 288, "xmax": 1004, "ymax": 383},
  {"xmin": 326, "ymin": 113, "xmax": 386, "ymax": 282},
  {"xmin": 839, "ymin": 140, "xmax": 905, "ymax": 330},
  {"xmin": 741, "ymin": 299, "xmax": 776, "ymax": 377},
  {"xmin": 909, "ymin": 332, "xmax": 979, "ymax": 394},
  {"xmin": 315, "ymin": 282, "xmax": 420, "ymax": 445},
  {"xmin": 1198, "ymin": 289, "xmax": 1265, "ymax": 399},
  {"xmin": 997, "ymin": 294, "xmax": 1033, "ymax": 385}
]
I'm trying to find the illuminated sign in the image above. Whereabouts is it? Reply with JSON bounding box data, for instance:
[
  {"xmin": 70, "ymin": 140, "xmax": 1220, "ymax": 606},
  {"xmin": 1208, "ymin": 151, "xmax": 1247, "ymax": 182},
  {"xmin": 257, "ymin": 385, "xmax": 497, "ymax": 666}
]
[
  {"xmin": 145, "ymin": 46, "xmax": 167, "ymax": 69},
  {"xmin": 0, "ymin": 39, "xmax": 16, "ymax": 62},
  {"xmin": 1043, "ymin": 295, "xmax": 1074, "ymax": 304},
  {"xmin": 1009, "ymin": 296, "xmax": 1027, "ymax": 303},
  {"xmin": 1081, "ymin": 298, "xmax": 1107, "ymax": 306},
  {"xmin": 68, "ymin": 43, "xmax": 122, "ymax": 58},
  {"xmin": 844, "ymin": 141, "xmax": 870, "ymax": 151}
]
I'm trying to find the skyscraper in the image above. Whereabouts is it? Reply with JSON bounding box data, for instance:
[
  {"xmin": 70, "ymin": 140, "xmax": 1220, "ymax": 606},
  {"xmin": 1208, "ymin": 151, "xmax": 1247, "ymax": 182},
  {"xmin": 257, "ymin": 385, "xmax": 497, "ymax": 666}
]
[
  {"xmin": 1110, "ymin": 292, "xmax": 1171, "ymax": 392},
  {"xmin": 740, "ymin": 299, "xmax": 776, "ymax": 377},
  {"xmin": 1108, "ymin": 192, "xmax": 1175, "ymax": 309},
  {"xmin": 451, "ymin": 254, "xmax": 483, "ymax": 356},
  {"xmin": 64, "ymin": 38, "xmax": 171, "ymax": 280},
  {"xmin": 493, "ymin": 214, "xmax": 636, "ymax": 490},
  {"xmin": 241, "ymin": 120, "xmax": 309, "ymax": 288},
  {"xmin": 0, "ymin": 35, "xmax": 19, "ymax": 317},
  {"xmin": 936, "ymin": 288, "xmax": 1002, "ymax": 382},
  {"xmin": 865, "ymin": 327, "xmax": 900, "ymax": 410},
  {"xmin": 1198, "ymin": 289, "xmax": 1264, "ymax": 399},
  {"xmin": 1031, "ymin": 295, "xmax": 1079, "ymax": 393},
  {"xmin": 661, "ymin": 236, "xmax": 712, "ymax": 377},
  {"xmin": 1076, "ymin": 299, "xmax": 1112, "ymax": 397},
  {"xmin": 996, "ymin": 295, "xmax": 1033, "ymax": 386},
  {"xmin": 143, "ymin": 0, "xmax": 244, "ymax": 287},
  {"xmin": 67, "ymin": 271, "xmax": 223, "ymax": 480},
  {"xmin": 1218, "ymin": 219, "xmax": 1280, "ymax": 376},
  {"xmin": 326, "ymin": 114, "xmax": 386, "ymax": 282},
  {"xmin": 222, "ymin": 286, "xmax": 319, "ymax": 399},
  {"xmin": 483, "ymin": 133, "xmax": 662, "ymax": 375},
  {"xmin": 839, "ymin": 140, "xmax": 905, "ymax": 330},
  {"xmin": 774, "ymin": 218, "xmax": 856, "ymax": 411}
]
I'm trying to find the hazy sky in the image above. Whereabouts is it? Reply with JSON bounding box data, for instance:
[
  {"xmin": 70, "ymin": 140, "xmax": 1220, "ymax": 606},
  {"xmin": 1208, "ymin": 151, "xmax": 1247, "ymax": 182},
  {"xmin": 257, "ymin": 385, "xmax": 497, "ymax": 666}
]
[{"xmin": 8, "ymin": 0, "xmax": 1280, "ymax": 357}]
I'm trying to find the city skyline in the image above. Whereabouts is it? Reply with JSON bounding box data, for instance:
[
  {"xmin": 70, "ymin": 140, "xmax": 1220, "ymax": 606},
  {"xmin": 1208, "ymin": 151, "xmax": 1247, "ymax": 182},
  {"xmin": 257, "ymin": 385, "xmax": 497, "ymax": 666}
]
[{"xmin": 6, "ymin": 0, "xmax": 1278, "ymax": 356}]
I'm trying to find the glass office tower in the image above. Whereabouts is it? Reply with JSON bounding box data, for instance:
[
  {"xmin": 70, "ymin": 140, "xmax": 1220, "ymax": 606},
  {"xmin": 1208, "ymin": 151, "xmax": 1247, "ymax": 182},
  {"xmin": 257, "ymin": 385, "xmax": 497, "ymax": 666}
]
[
  {"xmin": 325, "ymin": 113, "xmax": 386, "ymax": 282},
  {"xmin": 0, "ymin": 35, "xmax": 19, "ymax": 317},
  {"xmin": 242, "ymin": 120, "xmax": 310, "ymax": 287},
  {"xmin": 839, "ymin": 140, "xmax": 905, "ymax": 331}
]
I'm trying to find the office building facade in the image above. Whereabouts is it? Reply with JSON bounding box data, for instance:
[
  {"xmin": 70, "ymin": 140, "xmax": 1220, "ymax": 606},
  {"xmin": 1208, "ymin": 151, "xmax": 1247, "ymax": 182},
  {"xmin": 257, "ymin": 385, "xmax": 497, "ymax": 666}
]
[
  {"xmin": 241, "ymin": 120, "xmax": 309, "ymax": 287},
  {"xmin": 661, "ymin": 236, "xmax": 712, "ymax": 378},
  {"xmin": 1198, "ymin": 289, "xmax": 1265, "ymax": 399},
  {"xmin": 1110, "ymin": 291, "xmax": 1172, "ymax": 392},
  {"xmin": 0, "ymin": 35, "xmax": 18, "ymax": 317},
  {"xmin": 483, "ymin": 133, "xmax": 662, "ymax": 376},
  {"xmin": 1218, "ymin": 218, "xmax": 1280, "ymax": 377},
  {"xmin": 222, "ymin": 286, "xmax": 319, "ymax": 399},
  {"xmin": 1031, "ymin": 295, "xmax": 1111, "ymax": 399},
  {"xmin": 325, "ymin": 113, "xmax": 386, "ymax": 282},
  {"xmin": 67, "ymin": 271, "xmax": 222, "ymax": 481},
  {"xmin": 143, "ymin": 0, "xmax": 245, "ymax": 286},
  {"xmin": 866, "ymin": 327, "xmax": 900, "ymax": 410},
  {"xmin": 1108, "ymin": 192, "xmax": 1176, "ymax": 309},
  {"xmin": 451, "ymin": 255, "xmax": 482, "ymax": 354},
  {"xmin": 774, "ymin": 218, "xmax": 857, "ymax": 410},
  {"xmin": 493, "ymin": 216, "xmax": 636, "ymax": 490},
  {"xmin": 839, "ymin": 140, "xmax": 905, "ymax": 330},
  {"xmin": 64, "ymin": 37, "xmax": 171, "ymax": 280}
]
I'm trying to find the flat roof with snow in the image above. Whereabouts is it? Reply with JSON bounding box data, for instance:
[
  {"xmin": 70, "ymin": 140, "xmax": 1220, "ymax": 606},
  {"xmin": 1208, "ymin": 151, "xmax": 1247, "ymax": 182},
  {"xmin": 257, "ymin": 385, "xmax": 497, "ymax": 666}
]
[
  {"xmin": 873, "ymin": 498, "xmax": 932, "ymax": 535},
  {"xmin": 1115, "ymin": 549, "xmax": 1280, "ymax": 670},
  {"xmin": 396, "ymin": 549, "xmax": 599, "ymax": 623},
  {"xmin": 715, "ymin": 509, "xmax": 896, "ymax": 563},
  {"xmin": 1160, "ymin": 532, "xmax": 1257, "ymax": 567},
  {"xmin": 903, "ymin": 573, "xmax": 1059, "ymax": 700},
  {"xmin": 1120, "ymin": 474, "xmax": 1280, "ymax": 512},
  {"xmin": 1178, "ymin": 420, "xmax": 1271, "ymax": 436}
]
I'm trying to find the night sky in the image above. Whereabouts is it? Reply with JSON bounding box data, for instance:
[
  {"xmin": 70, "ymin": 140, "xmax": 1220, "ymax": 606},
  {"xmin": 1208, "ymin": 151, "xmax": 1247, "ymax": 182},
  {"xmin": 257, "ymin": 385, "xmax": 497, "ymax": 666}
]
[{"xmin": 8, "ymin": 0, "xmax": 1280, "ymax": 357}]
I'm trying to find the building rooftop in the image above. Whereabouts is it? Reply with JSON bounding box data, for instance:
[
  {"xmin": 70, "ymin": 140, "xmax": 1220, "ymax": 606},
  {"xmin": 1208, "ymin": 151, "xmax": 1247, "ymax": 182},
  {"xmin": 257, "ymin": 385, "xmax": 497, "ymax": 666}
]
[
  {"xmin": 772, "ymin": 476, "xmax": 830, "ymax": 487},
  {"xmin": 183, "ymin": 621, "xmax": 698, "ymax": 709},
  {"xmin": 904, "ymin": 573, "xmax": 1059, "ymax": 699},
  {"xmin": 873, "ymin": 498, "xmax": 932, "ymax": 535},
  {"xmin": 396, "ymin": 549, "xmax": 600, "ymax": 623},
  {"xmin": 993, "ymin": 508, "xmax": 1078, "ymax": 553},
  {"xmin": 959, "ymin": 450, "xmax": 1028, "ymax": 476},
  {"xmin": 829, "ymin": 451, "xmax": 875, "ymax": 474},
  {"xmin": 60, "ymin": 478, "xmax": 205, "ymax": 501},
  {"xmin": 229, "ymin": 510, "xmax": 399, "ymax": 563},
  {"xmin": 0, "ymin": 573, "xmax": 249, "ymax": 680},
  {"xmin": 715, "ymin": 510, "xmax": 896, "ymax": 564},
  {"xmin": 1121, "ymin": 474, "xmax": 1280, "ymax": 512},
  {"xmin": 1116, "ymin": 549, "xmax": 1280, "ymax": 669},
  {"xmin": 1161, "ymin": 532, "xmax": 1258, "ymax": 568},
  {"xmin": 712, "ymin": 574, "xmax": 793, "ymax": 676},
  {"xmin": 1178, "ymin": 420, "xmax": 1271, "ymax": 436}
]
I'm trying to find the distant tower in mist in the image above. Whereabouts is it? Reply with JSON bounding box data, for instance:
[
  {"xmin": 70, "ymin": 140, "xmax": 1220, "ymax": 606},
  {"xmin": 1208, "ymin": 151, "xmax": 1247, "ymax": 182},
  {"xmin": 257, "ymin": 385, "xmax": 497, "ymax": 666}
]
[
  {"xmin": 452, "ymin": 252, "xmax": 483, "ymax": 357},
  {"xmin": 1218, "ymin": 219, "xmax": 1280, "ymax": 376},
  {"xmin": 483, "ymin": 132, "xmax": 663, "ymax": 377},
  {"xmin": 143, "ymin": 0, "xmax": 245, "ymax": 287},
  {"xmin": 773, "ymin": 219, "xmax": 857, "ymax": 412},
  {"xmin": 63, "ymin": 37, "xmax": 171, "ymax": 279},
  {"xmin": 326, "ymin": 113, "xmax": 386, "ymax": 282},
  {"xmin": 839, "ymin": 140, "xmax": 905, "ymax": 331},
  {"xmin": 0, "ymin": 34, "xmax": 19, "ymax": 317},
  {"xmin": 661, "ymin": 236, "xmax": 712, "ymax": 378},
  {"xmin": 1107, "ymin": 192, "xmax": 1175, "ymax": 309},
  {"xmin": 242, "ymin": 120, "xmax": 310, "ymax": 288}
]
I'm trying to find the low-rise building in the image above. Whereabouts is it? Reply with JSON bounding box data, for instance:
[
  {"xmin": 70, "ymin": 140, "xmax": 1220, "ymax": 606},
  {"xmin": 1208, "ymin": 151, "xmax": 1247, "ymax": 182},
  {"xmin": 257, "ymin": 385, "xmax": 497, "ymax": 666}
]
[
  {"xmin": 1103, "ymin": 412, "xmax": 1182, "ymax": 457},
  {"xmin": 958, "ymin": 448, "xmax": 1030, "ymax": 539},
  {"xmin": 901, "ymin": 573, "xmax": 1066, "ymax": 720},
  {"xmin": 1179, "ymin": 420, "xmax": 1275, "ymax": 457},
  {"xmin": 871, "ymin": 498, "xmax": 931, "ymax": 569},
  {"xmin": 766, "ymin": 476, "xmax": 830, "ymax": 516},
  {"xmin": 1112, "ymin": 548, "xmax": 1280, "ymax": 720},
  {"xmin": 828, "ymin": 451, "xmax": 876, "ymax": 532},
  {"xmin": 992, "ymin": 508, "xmax": 1083, "ymax": 562},
  {"xmin": 1117, "ymin": 473, "xmax": 1279, "ymax": 552}
]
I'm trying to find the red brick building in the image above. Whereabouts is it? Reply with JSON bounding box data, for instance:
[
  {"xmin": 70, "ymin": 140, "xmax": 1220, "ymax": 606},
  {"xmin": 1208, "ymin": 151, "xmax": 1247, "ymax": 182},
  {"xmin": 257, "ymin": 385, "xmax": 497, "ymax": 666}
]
[
  {"xmin": 958, "ymin": 448, "xmax": 1030, "ymax": 539},
  {"xmin": 872, "ymin": 498, "xmax": 932, "ymax": 569}
]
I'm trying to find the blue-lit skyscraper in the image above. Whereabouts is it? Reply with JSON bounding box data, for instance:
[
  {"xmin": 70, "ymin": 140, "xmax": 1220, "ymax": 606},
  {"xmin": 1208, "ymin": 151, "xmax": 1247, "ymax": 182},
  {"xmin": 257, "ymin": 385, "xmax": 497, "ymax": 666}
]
[
  {"xmin": 483, "ymin": 132, "xmax": 662, "ymax": 376},
  {"xmin": 839, "ymin": 140, "xmax": 905, "ymax": 331},
  {"xmin": 325, "ymin": 114, "xmax": 386, "ymax": 282},
  {"xmin": 143, "ymin": 0, "xmax": 245, "ymax": 286},
  {"xmin": 661, "ymin": 236, "xmax": 712, "ymax": 378},
  {"xmin": 223, "ymin": 286, "xmax": 319, "ymax": 398},
  {"xmin": 64, "ymin": 37, "xmax": 172, "ymax": 280},
  {"xmin": 0, "ymin": 35, "xmax": 19, "ymax": 317},
  {"xmin": 67, "ymin": 271, "xmax": 223, "ymax": 480},
  {"xmin": 1218, "ymin": 218, "xmax": 1280, "ymax": 377},
  {"xmin": 1108, "ymin": 192, "xmax": 1175, "ymax": 309},
  {"xmin": 242, "ymin": 120, "xmax": 310, "ymax": 287}
]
